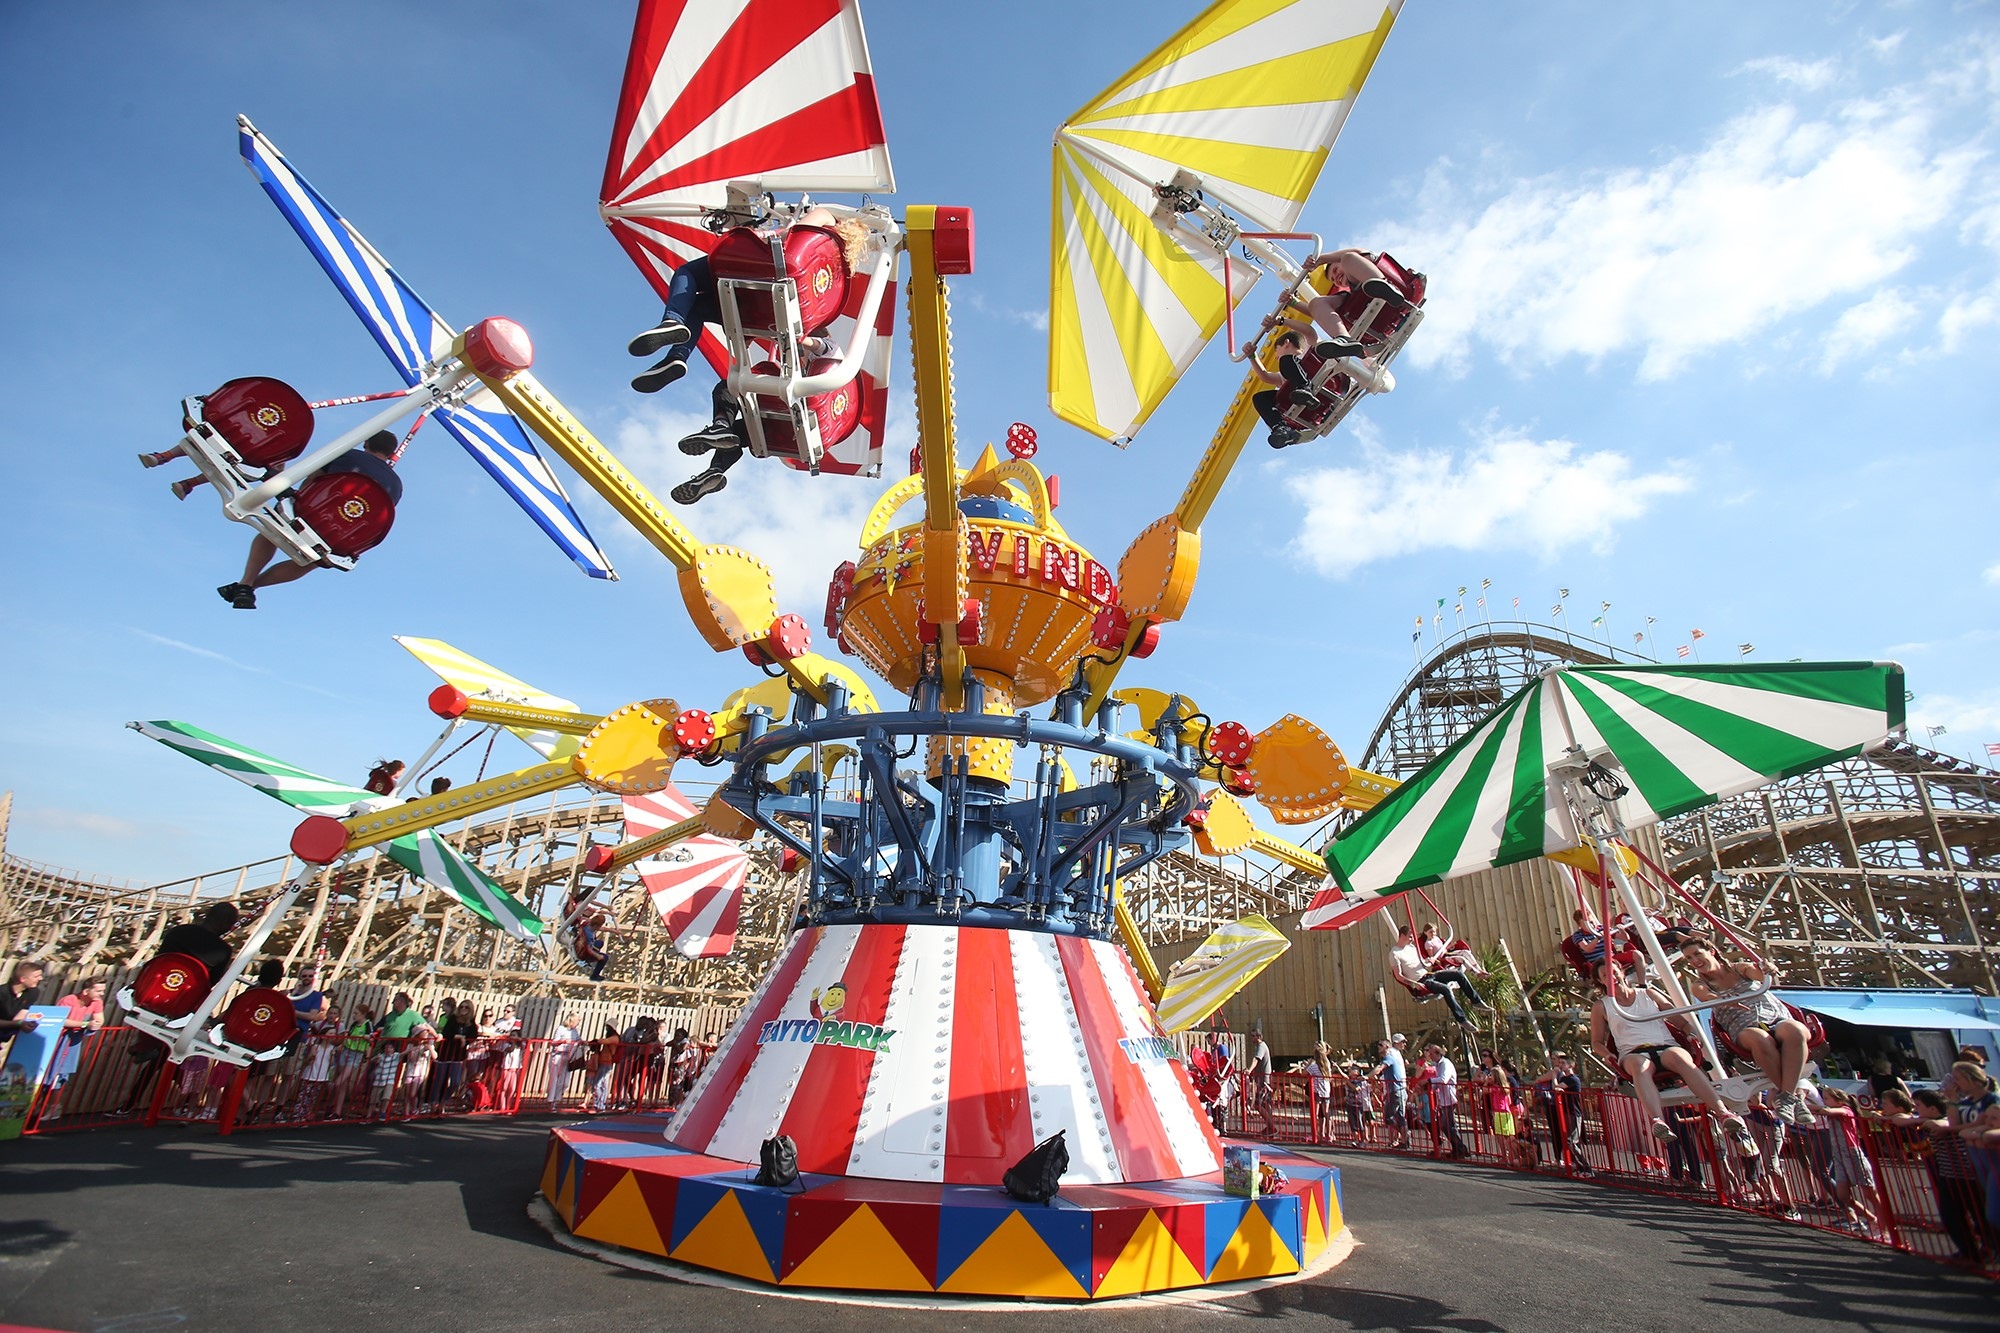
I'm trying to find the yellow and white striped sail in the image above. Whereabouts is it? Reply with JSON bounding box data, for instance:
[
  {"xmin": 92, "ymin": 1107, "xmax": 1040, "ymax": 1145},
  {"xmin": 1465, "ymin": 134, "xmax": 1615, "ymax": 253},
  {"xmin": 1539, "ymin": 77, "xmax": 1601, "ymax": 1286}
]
[
  {"xmin": 395, "ymin": 636, "xmax": 584, "ymax": 761},
  {"xmin": 1153, "ymin": 914, "xmax": 1291, "ymax": 1033},
  {"xmin": 1050, "ymin": 0, "xmax": 1403, "ymax": 441}
]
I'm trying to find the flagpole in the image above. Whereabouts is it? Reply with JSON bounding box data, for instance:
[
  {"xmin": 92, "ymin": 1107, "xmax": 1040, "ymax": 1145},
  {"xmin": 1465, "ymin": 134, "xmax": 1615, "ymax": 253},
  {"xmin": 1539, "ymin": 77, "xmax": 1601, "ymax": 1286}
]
[{"xmin": 1645, "ymin": 617, "xmax": 1658, "ymax": 662}]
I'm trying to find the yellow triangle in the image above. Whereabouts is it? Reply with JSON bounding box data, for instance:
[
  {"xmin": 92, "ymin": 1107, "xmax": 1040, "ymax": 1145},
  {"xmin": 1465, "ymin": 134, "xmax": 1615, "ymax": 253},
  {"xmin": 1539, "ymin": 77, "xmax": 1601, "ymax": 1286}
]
[
  {"xmin": 1301, "ymin": 1185, "xmax": 1329, "ymax": 1260},
  {"xmin": 538, "ymin": 1144, "xmax": 559, "ymax": 1206},
  {"xmin": 572, "ymin": 1170, "xmax": 666, "ymax": 1257},
  {"xmin": 1092, "ymin": 1210, "xmax": 1208, "ymax": 1298},
  {"xmin": 555, "ymin": 1159, "xmax": 579, "ymax": 1228},
  {"xmin": 1207, "ymin": 1203, "xmax": 1299, "ymax": 1283},
  {"xmin": 938, "ymin": 1211, "xmax": 1087, "ymax": 1299},
  {"xmin": 671, "ymin": 1189, "xmax": 777, "ymax": 1283},
  {"xmin": 782, "ymin": 1204, "xmax": 934, "ymax": 1292}
]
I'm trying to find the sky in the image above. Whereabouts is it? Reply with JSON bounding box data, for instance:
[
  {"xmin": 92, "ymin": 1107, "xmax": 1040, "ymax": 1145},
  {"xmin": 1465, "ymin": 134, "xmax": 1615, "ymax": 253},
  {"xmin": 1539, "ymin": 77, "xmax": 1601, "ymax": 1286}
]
[{"xmin": 2, "ymin": 1, "xmax": 1996, "ymax": 882}]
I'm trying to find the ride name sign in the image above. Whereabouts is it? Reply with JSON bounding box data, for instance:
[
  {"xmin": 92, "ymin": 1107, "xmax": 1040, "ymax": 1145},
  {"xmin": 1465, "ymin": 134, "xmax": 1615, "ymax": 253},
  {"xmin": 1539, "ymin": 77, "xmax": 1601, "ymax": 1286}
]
[{"xmin": 0, "ymin": 1006, "xmax": 69, "ymax": 1140}]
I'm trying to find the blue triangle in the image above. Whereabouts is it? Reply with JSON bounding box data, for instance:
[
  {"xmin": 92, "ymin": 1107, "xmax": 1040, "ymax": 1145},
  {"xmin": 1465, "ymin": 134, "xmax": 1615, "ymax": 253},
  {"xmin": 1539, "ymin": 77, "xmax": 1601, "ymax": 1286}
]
[
  {"xmin": 668, "ymin": 1176, "xmax": 787, "ymax": 1277},
  {"xmin": 1202, "ymin": 1198, "xmax": 1251, "ymax": 1275},
  {"xmin": 1257, "ymin": 1194, "xmax": 1302, "ymax": 1261},
  {"xmin": 1013, "ymin": 1204, "xmax": 1092, "ymax": 1293},
  {"xmin": 936, "ymin": 1192, "xmax": 1014, "ymax": 1281}
]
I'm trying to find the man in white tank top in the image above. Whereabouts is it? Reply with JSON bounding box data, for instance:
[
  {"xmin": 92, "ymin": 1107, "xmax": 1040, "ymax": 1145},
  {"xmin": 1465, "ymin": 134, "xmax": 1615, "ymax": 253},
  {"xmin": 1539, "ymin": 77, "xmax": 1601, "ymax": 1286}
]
[{"xmin": 1590, "ymin": 967, "xmax": 1761, "ymax": 1159}]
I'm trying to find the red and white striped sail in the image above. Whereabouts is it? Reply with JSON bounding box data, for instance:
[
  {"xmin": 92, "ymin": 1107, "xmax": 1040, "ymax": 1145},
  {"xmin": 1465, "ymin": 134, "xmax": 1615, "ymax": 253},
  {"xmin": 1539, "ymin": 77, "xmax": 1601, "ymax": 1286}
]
[
  {"xmin": 622, "ymin": 788, "xmax": 752, "ymax": 959},
  {"xmin": 601, "ymin": 0, "xmax": 897, "ymax": 470},
  {"xmin": 667, "ymin": 922, "xmax": 1225, "ymax": 1185}
]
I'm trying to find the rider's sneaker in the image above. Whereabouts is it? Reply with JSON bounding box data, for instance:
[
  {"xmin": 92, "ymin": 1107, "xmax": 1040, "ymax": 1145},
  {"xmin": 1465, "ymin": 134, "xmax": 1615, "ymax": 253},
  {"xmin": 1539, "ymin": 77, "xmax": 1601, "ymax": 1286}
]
[
  {"xmin": 679, "ymin": 420, "xmax": 744, "ymax": 454},
  {"xmin": 217, "ymin": 583, "xmax": 247, "ymax": 605},
  {"xmin": 1362, "ymin": 278, "xmax": 1411, "ymax": 308},
  {"xmin": 631, "ymin": 358, "xmax": 688, "ymax": 394},
  {"xmin": 1316, "ymin": 339, "xmax": 1366, "ymax": 360},
  {"xmin": 170, "ymin": 478, "xmax": 200, "ymax": 500},
  {"xmin": 138, "ymin": 451, "xmax": 167, "ymax": 468},
  {"xmin": 628, "ymin": 318, "xmax": 692, "ymax": 357},
  {"xmin": 670, "ymin": 470, "xmax": 729, "ymax": 505},
  {"xmin": 1267, "ymin": 426, "xmax": 1300, "ymax": 449},
  {"xmin": 230, "ymin": 586, "xmax": 258, "ymax": 610}
]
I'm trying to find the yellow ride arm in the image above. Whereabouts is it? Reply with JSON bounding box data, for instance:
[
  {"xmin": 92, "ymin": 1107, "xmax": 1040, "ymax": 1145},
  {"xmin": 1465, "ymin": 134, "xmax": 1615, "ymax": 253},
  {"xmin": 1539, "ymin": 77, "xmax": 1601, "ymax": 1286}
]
[{"xmin": 903, "ymin": 206, "xmax": 970, "ymax": 709}]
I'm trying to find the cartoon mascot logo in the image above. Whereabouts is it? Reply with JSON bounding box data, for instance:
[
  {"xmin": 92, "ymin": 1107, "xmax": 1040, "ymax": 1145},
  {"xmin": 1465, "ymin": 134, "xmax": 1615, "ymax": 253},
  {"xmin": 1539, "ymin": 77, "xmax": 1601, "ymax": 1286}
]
[
  {"xmin": 759, "ymin": 976, "xmax": 891, "ymax": 1053},
  {"xmin": 809, "ymin": 982, "xmax": 846, "ymax": 1021}
]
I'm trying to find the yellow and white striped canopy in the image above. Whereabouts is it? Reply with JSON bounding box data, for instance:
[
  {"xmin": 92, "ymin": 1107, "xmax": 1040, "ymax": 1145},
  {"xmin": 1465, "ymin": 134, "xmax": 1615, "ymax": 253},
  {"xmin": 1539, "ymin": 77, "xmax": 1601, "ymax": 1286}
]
[
  {"xmin": 1154, "ymin": 914, "xmax": 1291, "ymax": 1033},
  {"xmin": 1050, "ymin": 0, "xmax": 1403, "ymax": 441},
  {"xmin": 395, "ymin": 636, "xmax": 584, "ymax": 761}
]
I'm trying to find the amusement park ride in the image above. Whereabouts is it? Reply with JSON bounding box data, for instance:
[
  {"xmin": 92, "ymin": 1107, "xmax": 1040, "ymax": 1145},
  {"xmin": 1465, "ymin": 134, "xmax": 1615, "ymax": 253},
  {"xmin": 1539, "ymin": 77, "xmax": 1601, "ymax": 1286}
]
[{"xmin": 127, "ymin": 0, "xmax": 1906, "ymax": 1303}]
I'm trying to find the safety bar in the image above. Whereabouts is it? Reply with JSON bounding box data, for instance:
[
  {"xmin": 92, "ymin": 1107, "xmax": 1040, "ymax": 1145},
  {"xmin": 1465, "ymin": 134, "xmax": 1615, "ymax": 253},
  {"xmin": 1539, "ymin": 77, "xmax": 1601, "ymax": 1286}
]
[
  {"xmin": 226, "ymin": 361, "xmax": 468, "ymax": 516},
  {"xmin": 726, "ymin": 248, "xmax": 897, "ymax": 402}
]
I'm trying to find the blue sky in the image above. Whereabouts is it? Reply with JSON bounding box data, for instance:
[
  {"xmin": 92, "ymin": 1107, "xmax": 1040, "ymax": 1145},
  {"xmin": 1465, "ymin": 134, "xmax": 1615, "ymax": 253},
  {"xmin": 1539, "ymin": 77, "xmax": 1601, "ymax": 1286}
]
[{"xmin": 2, "ymin": 1, "xmax": 1996, "ymax": 881}]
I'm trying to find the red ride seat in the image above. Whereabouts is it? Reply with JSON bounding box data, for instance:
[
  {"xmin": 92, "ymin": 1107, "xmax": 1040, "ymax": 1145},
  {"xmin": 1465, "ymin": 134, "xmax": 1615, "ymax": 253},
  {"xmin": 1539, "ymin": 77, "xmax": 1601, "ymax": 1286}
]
[
  {"xmin": 1328, "ymin": 252, "xmax": 1426, "ymax": 345},
  {"xmin": 219, "ymin": 986, "xmax": 296, "ymax": 1054},
  {"xmin": 131, "ymin": 952, "xmax": 214, "ymax": 1020},
  {"xmin": 711, "ymin": 224, "xmax": 850, "ymax": 334},
  {"xmin": 295, "ymin": 469, "xmax": 396, "ymax": 557},
  {"xmin": 200, "ymin": 376, "xmax": 315, "ymax": 469},
  {"xmin": 747, "ymin": 356, "xmax": 863, "ymax": 458}
]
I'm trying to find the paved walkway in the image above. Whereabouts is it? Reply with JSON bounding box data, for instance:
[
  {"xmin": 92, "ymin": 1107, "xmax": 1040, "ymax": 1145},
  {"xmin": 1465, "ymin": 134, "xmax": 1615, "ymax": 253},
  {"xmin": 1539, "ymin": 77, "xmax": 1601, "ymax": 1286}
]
[{"xmin": 1, "ymin": 1119, "xmax": 1990, "ymax": 1332}]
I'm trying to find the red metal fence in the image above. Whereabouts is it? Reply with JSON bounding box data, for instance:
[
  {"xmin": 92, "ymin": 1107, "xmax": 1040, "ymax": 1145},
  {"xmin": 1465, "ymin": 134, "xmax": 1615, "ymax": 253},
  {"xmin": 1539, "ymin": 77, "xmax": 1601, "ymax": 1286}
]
[
  {"xmin": 1210, "ymin": 1070, "xmax": 1998, "ymax": 1275},
  {"xmin": 19, "ymin": 1031, "xmax": 1997, "ymax": 1277},
  {"xmin": 21, "ymin": 1026, "xmax": 707, "ymax": 1135}
]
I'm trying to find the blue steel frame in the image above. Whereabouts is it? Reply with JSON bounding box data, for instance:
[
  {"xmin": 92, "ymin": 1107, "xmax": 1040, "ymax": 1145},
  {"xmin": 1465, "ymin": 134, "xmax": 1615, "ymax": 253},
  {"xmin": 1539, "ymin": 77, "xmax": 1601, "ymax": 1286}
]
[{"xmin": 714, "ymin": 674, "xmax": 1203, "ymax": 939}]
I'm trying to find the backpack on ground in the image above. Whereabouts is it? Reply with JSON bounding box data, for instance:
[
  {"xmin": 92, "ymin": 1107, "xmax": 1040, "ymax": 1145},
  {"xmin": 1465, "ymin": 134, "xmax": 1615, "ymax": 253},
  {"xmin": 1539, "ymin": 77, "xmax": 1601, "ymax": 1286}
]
[
  {"xmin": 755, "ymin": 1133, "xmax": 799, "ymax": 1188},
  {"xmin": 1003, "ymin": 1130, "xmax": 1068, "ymax": 1203}
]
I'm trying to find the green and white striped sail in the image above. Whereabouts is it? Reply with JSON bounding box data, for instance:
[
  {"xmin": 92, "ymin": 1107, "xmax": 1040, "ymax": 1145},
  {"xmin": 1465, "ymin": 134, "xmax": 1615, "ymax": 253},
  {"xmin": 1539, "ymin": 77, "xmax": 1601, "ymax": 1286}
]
[
  {"xmin": 131, "ymin": 719, "xmax": 542, "ymax": 940},
  {"xmin": 1154, "ymin": 914, "xmax": 1291, "ymax": 1033},
  {"xmin": 383, "ymin": 830, "xmax": 542, "ymax": 941},
  {"xmin": 1323, "ymin": 662, "xmax": 1905, "ymax": 903},
  {"xmin": 129, "ymin": 720, "xmax": 392, "ymax": 815}
]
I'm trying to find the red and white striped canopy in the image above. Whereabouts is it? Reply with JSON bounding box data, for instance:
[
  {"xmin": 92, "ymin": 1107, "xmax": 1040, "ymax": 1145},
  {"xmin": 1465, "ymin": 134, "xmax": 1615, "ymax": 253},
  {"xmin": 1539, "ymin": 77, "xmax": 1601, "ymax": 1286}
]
[
  {"xmin": 599, "ymin": 0, "xmax": 897, "ymax": 475},
  {"xmin": 667, "ymin": 922, "xmax": 1225, "ymax": 1185},
  {"xmin": 622, "ymin": 788, "xmax": 752, "ymax": 959}
]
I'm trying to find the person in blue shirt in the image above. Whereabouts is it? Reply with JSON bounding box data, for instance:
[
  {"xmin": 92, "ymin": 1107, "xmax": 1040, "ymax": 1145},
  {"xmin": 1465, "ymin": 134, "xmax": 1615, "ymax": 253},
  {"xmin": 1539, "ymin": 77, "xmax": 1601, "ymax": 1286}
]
[
  {"xmin": 1371, "ymin": 1035, "xmax": 1410, "ymax": 1150},
  {"xmin": 218, "ymin": 431, "xmax": 402, "ymax": 610}
]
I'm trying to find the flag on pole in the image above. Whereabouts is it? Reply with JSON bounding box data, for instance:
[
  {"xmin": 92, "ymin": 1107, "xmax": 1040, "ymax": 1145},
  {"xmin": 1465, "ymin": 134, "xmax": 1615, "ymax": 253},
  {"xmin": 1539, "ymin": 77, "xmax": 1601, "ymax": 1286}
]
[
  {"xmin": 1481, "ymin": 579, "xmax": 1492, "ymax": 591},
  {"xmin": 1412, "ymin": 630, "xmax": 1421, "ymax": 642},
  {"xmin": 1551, "ymin": 605, "xmax": 1562, "ymax": 617},
  {"xmin": 1476, "ymin": 597, "xmax": 1486, "ymax": 609},
  {"xmin": 1927, "ymin": 724, "xmax": 1948, "ymax": 737},
  {"xmin": 1677, "ymin": 645, "xmax": 1692, "ymax": 659},
  {"xmin": 1457, "ymin": 586, "xmax": 1468, "ymax": 596},
  {"xmin": 1646, "ymin": 616, "xmax": 1657, "ymax": 626},
  {"xmin": 1739, "ymin": 643, "xmax": 1755, "ymax": 656},
  {"xmin": 1985, "ymin": 742, "xmax": 2000, "ymax": 757},
  {"xmin": 1513, "ymin": 597, "xmax": 1520, "ymax": 609},
  {"xmin": 1558, "ymin": 587, "xmax": 1570, "ymax": 599},
  {"xmin": 1591, "ymin": 615, "xmax": 1604, "ymax": 627},
  {"xmin": 1437, "ymin": 597, "xmax": 1446, "ymax": 609},
  {"xmin": 1600, "ymin": 601, "xmax": 1611, "ymax": 612},
  {"xmin": 1633, "ymin": 632, "xmax": 1645, "ymax": 645},
  {"xmin": 1692, "ymin": 628, "xmax": 1707, "ymax": 640},
  {"xmin": 1454, "ymin": 603, "xmax": 1463, "ymax": 615}
]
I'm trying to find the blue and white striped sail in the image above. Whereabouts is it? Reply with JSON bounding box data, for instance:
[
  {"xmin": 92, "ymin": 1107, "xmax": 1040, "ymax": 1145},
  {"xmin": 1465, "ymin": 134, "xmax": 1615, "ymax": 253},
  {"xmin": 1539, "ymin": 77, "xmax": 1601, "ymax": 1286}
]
[{"xmin": 237, "ymin": 116, "xmax": 617, "ymax": 580}]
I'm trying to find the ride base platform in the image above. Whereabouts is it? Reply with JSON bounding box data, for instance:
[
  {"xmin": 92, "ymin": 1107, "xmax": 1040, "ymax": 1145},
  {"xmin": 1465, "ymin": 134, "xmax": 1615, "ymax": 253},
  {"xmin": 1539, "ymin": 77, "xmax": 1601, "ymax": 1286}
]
[{"xmin": 541, "ymin": 1117, "xmax": 1344, "ymax": 1301}]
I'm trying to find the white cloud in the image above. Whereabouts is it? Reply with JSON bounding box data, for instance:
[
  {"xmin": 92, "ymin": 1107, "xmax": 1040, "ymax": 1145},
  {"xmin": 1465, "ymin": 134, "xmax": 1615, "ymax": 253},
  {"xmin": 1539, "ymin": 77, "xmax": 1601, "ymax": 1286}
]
[
  {"xmin": 610, "ymin": 402, "xmax": 904, "ymax": 613},
  {"xmin": 1377, "ymin": 93, "xmax": 1979, "ymax": 379},
  {"xmin": 1284, "ymin": 428, "xmax": 1691, "ymax": 578},
  {"xmin": 1984, "ymin": 563, "xmax": 2000, "ymax": 585},
  {"xmin": 130, "ymin": 628, "xmax": 266, "ymax": 674},
  {"xmin": 1819, "ymin": 287, "xmax": 1922, "ymax": 370},
  {"xmin": 957, "ymin": 289, "xmax": 1050, "ymax": 332},
  {"xmin": 1736, "ymin": 56, "xmax": 1839, "ymax": 91}
]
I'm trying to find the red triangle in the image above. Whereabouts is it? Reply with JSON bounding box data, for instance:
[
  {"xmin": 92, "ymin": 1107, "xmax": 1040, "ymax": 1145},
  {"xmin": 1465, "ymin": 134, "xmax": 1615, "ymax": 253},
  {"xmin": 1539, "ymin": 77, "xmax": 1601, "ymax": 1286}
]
[
  {"xmin": 631, "ymin": 1169, "xmax": 682, "ymax": 1243},
  {"xmin": 869, "ymin": 1200, "xmax": 942, "ymax": 1286},
  {"xmin": 573, "ymin": 1165, "xmax": 627, "ymax": 1228},
  {"xmin": 1156, "ymin": 1203, "xmax": 1207, "ymax": 1274},
  {"xmin": 1090, "ymin": 1207, "xmax": 1150, "ymax": 1287},
  {"xmin": 780, "ymin": 1197, "xmax": 865, "ymax": 1279}
]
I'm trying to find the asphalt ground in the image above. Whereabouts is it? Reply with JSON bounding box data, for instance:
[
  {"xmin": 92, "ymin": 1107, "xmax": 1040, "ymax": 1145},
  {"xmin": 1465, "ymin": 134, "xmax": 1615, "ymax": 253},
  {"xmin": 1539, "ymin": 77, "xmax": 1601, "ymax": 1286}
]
[{"xmin": 1, "ymin": 1117, "xmax": 1991, "ymax": 1332}]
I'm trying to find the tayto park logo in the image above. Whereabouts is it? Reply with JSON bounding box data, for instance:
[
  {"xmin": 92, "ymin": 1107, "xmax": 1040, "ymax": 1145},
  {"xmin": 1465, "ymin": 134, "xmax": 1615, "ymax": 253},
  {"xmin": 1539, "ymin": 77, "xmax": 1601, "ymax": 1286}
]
[
  {"xmin": 757, "ymin": 981, "xmax": 895, "ymax": 1053},
  {"xmin": 1119, "ymin": 1035, "xmax": 1179, "ymax": 1065}
]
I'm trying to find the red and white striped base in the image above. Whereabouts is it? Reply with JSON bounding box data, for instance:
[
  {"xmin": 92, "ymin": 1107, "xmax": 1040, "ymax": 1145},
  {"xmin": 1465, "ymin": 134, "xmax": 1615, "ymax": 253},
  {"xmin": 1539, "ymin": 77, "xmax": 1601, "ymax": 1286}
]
[{"xmin": 666, "ymin": 922, "xmax": 1224, "ymax": 1185}]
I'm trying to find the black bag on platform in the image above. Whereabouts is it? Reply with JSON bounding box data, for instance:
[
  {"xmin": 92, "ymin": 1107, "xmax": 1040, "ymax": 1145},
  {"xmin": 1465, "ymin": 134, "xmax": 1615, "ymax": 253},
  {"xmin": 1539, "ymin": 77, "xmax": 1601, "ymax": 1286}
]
[
  {"xmin": 755, "ymin": 1134, "xmax": 799, "ymax": 1188},
  {"xmin": 1003, "ymin": 1130, "xmax": 1068, "ymax": 1203}
]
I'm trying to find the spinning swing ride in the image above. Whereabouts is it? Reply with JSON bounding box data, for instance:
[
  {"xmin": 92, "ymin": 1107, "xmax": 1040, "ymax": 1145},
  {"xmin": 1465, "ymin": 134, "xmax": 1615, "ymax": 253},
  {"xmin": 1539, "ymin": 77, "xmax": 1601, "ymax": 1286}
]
[{"xmin": 127, "ymin": 0, "xmax": 1907, "ymax": 1303}]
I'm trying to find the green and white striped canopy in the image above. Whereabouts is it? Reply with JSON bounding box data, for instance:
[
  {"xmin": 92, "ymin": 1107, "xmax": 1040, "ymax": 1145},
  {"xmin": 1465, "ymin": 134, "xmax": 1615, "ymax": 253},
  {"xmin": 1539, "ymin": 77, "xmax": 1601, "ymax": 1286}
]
[
  {"xmin": 131, "ymin": 720, "xmax": 543, "ymax": 940},
  {"xmin": 1321, "ymin": 662, "xmax": 1905, "ymax": 904}
]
